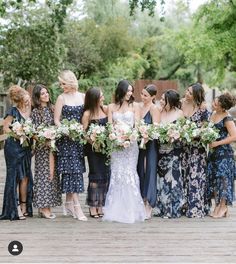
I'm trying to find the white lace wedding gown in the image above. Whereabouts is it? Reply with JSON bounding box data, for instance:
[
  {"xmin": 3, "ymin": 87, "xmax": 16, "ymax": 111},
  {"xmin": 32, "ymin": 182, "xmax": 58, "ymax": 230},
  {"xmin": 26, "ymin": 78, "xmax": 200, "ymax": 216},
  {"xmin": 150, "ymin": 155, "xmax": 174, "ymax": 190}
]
[{"xmin": 103, "ymin": 111, "xmax": 146, "ymax": 223}]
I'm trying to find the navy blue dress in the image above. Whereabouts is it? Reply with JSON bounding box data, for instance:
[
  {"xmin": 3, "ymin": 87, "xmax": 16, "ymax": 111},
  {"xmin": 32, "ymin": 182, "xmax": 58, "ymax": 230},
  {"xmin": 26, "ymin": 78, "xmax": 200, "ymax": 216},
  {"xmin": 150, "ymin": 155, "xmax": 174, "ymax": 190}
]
[
  {"xmin": 56, "ymin": 105, "xmax": 85, "ymax": 193},
  {"xmin": 156, "ymin": 122, "xmax": 185, "ymax": 218},
  {"xmin": 207, "ymin": 116, "xmax": 235, "ymax": 206},
  {"xmin": 86, "ymin": 117, "xmax": 110, "ymax": 207},
  {"xmin": 182, "ymin": 109, "xmax": 210, "ymax": 218},
  {"xmin": 137, "ymin": 111, "xmax": 158, "ymax": 208},
  {"xmin": 0, "ymin": 107, "xmax": 33, "ymax": 220}
]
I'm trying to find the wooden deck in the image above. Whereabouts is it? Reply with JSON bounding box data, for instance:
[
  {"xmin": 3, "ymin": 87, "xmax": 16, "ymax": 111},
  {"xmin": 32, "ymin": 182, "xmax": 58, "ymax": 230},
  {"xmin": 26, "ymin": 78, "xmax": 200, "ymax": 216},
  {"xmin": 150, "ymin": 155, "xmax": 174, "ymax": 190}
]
[{"xmin": 0, "ymin": 149, "xmax": 236, "ymax": 263}]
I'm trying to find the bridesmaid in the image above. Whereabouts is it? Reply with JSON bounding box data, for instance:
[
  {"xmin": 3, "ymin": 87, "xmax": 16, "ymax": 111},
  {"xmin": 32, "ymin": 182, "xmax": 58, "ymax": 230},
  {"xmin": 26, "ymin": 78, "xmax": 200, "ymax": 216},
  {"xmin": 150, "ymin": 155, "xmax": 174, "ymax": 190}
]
[
  {"xmin": 31, "ymin": 84, "xmax": 62, "ymax": 219},
  {"xmin": 54, "ymin": 70, "xmax": 87, "ymax": 221},
  {"xmin": 82, "ymin": 87, "xmax": 110, "ymax": 218},
  {"xmin": 182, "ymin": 83, "xmax": 210, "ymax": 218},
  {"xmin": 0, "ymin": 85, "xmax": 33, "ymax": 220},
  {"xmin": 208, "ymin": 93, "xmax": 236, "ymax": 218},
  {"xmin": 137, "ymin": 84, "xmax": 160, "ymax": 219},
  {"xmin": 155, "ymin": 90, "xmax": 185, "ymax": 218}
]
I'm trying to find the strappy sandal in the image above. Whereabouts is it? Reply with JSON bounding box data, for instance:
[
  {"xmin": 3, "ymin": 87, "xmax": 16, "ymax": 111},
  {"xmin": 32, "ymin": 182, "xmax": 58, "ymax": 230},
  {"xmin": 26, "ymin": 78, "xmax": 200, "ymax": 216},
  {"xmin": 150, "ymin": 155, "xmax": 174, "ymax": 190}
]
[
  {"xmin": 20, "ymin": 201, "xmax": 29, "ymax": 217},
  {"xmin": 17, "ymin": 205, "xmax": 26, "ymax": 220}
]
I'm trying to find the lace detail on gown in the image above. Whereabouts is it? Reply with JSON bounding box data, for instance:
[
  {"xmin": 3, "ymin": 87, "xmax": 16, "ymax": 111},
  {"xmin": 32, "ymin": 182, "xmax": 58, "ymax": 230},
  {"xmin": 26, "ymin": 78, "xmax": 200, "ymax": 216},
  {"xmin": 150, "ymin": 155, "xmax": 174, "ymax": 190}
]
[{"xmin": 103, "ymin": 111, "xmax": 146, "ymax": 223}]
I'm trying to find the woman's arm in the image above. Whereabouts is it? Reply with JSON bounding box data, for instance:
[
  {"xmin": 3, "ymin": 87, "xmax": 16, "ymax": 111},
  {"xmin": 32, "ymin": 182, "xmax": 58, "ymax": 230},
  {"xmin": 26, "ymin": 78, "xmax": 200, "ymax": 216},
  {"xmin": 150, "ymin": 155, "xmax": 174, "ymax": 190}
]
[
  {"xmin": 151, "ymin": 105, "xmax": 161, "ymax": 124},
  {"xmin": 3, "ymin": 116, "xmax": 13, "ymax": 134},
  {"xmin": 210, "ymin": 119, "xmax": 236, "ymax": 148},
  {"xmin": 108, "ymin": 104, "xmax": 113, "ymax": 123},
  {"xmin": 102, "ymin": 105, "xmax": 108, "ymax": 115},
  {"xmin": 134, "ymin": 103, "xmax": 140, "ymax": 124},
  {"xmin": 81, "ymin": 110, "xmax": 90, "ymax": 130},
  {"xmin": 54, "ymin": 95, "xmax": 63, "ymax": 126}
]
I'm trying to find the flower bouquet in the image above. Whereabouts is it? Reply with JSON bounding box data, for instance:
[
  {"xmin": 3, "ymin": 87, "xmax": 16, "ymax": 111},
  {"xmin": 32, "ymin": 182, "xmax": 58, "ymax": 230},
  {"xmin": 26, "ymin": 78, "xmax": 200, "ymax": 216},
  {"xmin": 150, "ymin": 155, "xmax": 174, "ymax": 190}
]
[
  {"xmin": 106, "ymin": 121, "xmax": 138, "ymax": 155},
  {"xmin": 36, "ymin": 124, "xmax": 57, "ymax": 151},
  {"xmin": 9, "ymin": 119, "xmax": 35, "ymax": 147},
  {"xmin": 56, "ymin": 119, "xmax": 86, "ymax": 144},
  {"xmin": 86, "ymin": 123, "xmax": 107, "ymax": 153}
]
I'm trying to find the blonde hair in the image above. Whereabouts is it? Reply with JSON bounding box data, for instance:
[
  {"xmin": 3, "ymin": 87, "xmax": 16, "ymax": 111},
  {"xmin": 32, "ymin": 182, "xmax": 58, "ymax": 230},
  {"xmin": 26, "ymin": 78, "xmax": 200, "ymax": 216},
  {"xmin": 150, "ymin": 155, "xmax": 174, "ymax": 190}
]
[
  {"xmin": 8, "ymin": 85, "xmax": 29, "ymax": 107},
  {"xmin": 58, "ymin": 70, "xmax": 78, "ymax": 90}
]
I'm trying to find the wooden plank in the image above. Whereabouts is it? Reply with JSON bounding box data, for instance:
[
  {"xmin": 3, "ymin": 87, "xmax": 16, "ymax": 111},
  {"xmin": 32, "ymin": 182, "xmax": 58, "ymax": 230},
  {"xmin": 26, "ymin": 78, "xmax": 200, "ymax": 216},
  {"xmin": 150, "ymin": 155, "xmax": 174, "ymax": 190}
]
[{"xmin": 0, "ymin": 149, "xmax": 235, "ymax": 263}]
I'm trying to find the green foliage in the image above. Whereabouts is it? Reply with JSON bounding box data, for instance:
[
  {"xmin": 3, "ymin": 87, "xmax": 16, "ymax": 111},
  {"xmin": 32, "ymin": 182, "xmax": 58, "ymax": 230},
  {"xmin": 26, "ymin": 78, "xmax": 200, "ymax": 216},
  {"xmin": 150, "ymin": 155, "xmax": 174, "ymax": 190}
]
[
  {"xmin": 175, "ymin": 0, "xmax": 236, "ymax": 84},
  {"xmin": 79, "ymin": 77, "xmax": 119, "ymax": 104},
  {"xmin": 107, "ymin": 53, "xmax": 149, "ymax": 80},
  {"xmin": 63, "ymin": 20, "xmax": 102, "ymax": 78},
  {"xmin": 129, "ymin": 0, "xmax": 164, "ymax": 16},
  {"xmin": 0, "ymin": 21, "xmax": 65, "ymax": 87},
  {"xmin": 48, "ymin": 83, "xmax": 62, "ymax": 105}
]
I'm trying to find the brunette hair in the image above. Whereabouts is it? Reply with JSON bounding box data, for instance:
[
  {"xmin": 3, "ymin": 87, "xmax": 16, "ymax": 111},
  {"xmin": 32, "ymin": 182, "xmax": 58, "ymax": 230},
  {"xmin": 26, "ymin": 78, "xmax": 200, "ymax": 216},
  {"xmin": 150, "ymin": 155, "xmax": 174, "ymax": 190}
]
[
  {"xmin": 145, "ymin": 84, "xmax": 157, "ymax": 103},
  {"xmin": 114, "ymin": 79, "xmax": 134, "ymax": 106},
  {"xmin": 218, "ymin": 92, "xmax": 236, "ymax": 110},
  {"xmin": 164, "ymin": 90, "xmax": 181, "ymax": 110},
  {"xmin": 84, "ymin": 87, "xmax": 102, "ymax": 118},
  {"xmin": 190, "ymin": 83, "xmax": 205, "ymax": 107},
  {"xmin": 32, "ymin": 84, "xmax": 52, "ymax": 109}
]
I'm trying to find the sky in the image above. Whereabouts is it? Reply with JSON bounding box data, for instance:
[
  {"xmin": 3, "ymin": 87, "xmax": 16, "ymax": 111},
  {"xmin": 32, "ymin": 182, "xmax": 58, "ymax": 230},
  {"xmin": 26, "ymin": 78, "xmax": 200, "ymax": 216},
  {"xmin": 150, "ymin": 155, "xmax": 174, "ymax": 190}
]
[{"xmin": 188, "ymin": 0, "xmax": 208, "ymax": 12}]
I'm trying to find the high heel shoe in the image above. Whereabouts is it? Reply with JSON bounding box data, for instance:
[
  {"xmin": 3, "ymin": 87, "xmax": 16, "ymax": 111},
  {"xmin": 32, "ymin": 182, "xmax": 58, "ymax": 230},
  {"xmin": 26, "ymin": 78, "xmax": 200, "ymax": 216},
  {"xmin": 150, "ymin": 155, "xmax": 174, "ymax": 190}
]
[
  {"xmin": 74, "ymin": 204, "xmax": 88, "ymax": 221},
  {"xmin": 39, "ymin": 212, "xmax": 56, "ymax": 219},
  {"xmin": 97, "ymin": 207, "xmax": 104, "ymax": 217},
  {"xmin": 17, "ymin": 205, "xmax": 26, "ymax": 220},
  {"xmin": 63, "ymin": 201, "xmax": 76, "ymax": 218},
  {"xmin": 212, "ymin": 208, "xmax": 228, "ymax": 218},
  {"xmin": 20, "ymin": 201, "xmax": 29, "ymax": 217},
  {"xmin": 89, "ymin": 208, "xmax": 99, "ymax": 218},
  {"xmin": 145, "ymin": 204, "xmax": 152, "ymax": 220}
]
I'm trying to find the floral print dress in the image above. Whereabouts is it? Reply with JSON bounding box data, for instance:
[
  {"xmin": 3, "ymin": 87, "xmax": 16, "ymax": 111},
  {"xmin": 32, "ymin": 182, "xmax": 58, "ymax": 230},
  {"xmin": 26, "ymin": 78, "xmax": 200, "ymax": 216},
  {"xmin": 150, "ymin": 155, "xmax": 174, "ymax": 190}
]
[
  {"xmin": 182, "ymin": 109, "xmax": 210, "ymax": 218},
  {"xmin": 207, "ymin": 116, "xmax": 235, "ymax": 206},
  {"xmin": 31, "ymin": 107, "xmax": 62, "ymax": 209}
]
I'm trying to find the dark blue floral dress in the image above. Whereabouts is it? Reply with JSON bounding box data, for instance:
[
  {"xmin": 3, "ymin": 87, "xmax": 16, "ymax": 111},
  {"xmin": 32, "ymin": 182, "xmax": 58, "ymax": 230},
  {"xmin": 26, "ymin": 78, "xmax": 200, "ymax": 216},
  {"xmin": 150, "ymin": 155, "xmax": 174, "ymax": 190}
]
[
  {"xmin": 31, "ymin": 107, "xmax": 62, "ymax": 208},
  {"xmin": 0, "ymin": 107, "xmax": 33, "ymax": 220},
  {"xmin": 207, "ymin": 116, "xmax": 235, "ymax": 206},
  {"xmin": 86, "ymin": 117, "xmax": 110, "ymax": 207},
  {"xmin": 155, "ymin": 121, "xmax": 185, "ymax": 218},
  {"xmin": 137, "ymin": 111, "xmax": 158, "ymax": 208},
  {"xmin": 56, "ymin": 105, "xmax": 85, "ymax": 193},
  {"xmin": 182, "ymin": 109, "xmax": 210, "ymax": 218}
]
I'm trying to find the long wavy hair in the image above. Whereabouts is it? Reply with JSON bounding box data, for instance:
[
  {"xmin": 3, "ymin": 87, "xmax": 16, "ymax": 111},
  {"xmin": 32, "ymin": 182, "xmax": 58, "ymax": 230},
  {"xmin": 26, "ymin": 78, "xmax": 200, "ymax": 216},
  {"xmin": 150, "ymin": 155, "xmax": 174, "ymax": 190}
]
[
  {"xmin": 190, "ymin": 83, "xmax": 205, "ymax": 107},
  {"xmin": 32, "ymin": 84, "xmax": 53, "ymax": 110},
  {"xmin": 84, "ymin": 87, "xmax": 102, "ymax": 119},
  {"xmin": 114, "ymin": 79, "xmax": 134, "ymax": 107},
  {"xmin": 164, "ymin": 90, "xmax": 181, "ymax": 110}
]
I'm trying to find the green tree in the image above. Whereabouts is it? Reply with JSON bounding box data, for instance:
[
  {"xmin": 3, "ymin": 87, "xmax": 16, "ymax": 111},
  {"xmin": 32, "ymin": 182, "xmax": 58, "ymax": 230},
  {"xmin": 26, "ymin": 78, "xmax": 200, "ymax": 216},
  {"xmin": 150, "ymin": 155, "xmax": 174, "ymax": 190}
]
[
  {"xmin": 0, "ymin": 21, "xmax": 65, "ymax": 86},
  {"xmin": 176, "ymin": 0, "xmax": 236, "ymax": 84},
  {"xmin": 63, "ymin": 19, "xmax": 102, "ymax": 79}
]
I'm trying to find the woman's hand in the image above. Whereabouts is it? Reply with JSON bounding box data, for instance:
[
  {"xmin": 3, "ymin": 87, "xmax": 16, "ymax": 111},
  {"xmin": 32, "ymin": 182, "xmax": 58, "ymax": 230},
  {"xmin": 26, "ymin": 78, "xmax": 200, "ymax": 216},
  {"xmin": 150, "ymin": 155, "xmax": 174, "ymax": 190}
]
[{"xmin": 209, "ymin": 141, "xmax": 219, "ymax": 148}]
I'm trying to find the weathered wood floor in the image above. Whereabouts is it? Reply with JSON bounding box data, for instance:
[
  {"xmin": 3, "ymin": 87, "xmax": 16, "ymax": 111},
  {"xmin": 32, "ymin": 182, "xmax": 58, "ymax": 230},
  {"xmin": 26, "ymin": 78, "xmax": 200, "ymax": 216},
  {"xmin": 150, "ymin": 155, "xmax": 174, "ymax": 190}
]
[{"xmin": 0, "ymin": 149, "xmax": 236, "ymax": 263}]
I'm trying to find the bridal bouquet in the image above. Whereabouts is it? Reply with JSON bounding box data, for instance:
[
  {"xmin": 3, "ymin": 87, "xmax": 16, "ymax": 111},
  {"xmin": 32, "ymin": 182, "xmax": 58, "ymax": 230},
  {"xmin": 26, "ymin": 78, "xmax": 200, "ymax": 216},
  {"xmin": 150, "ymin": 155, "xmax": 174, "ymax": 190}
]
[
  {"xmin": 56, "ymin": 119, "xmax": 86, "ymax": 144},
  {"xmin": 36, "ymin": 124, "xmax": 57, "ymax": 151},
  {"xmin": 106, "ymin": 121, "xmax": 138, "ymax": 154},
  {"xmin": 136, "ymin": 120, "xmax": 159, "ymax": 149},
  {"xmin": 157, "ymin": 122, "xmax": 181, "ymax": 144},
  {"xmin": 175, "ymin": 118, "xmax": 199, "ymax": 144},
  {"xmin": 86, "ymin": 123, "xmax": 107, "ymax": 153},
  {"xmin": 9, "ymin": 119, "xmax": 35, "ymax": 147},
  {"xmin": 199, "ymin": 122, "xmax": 219, "ymax": 147}
]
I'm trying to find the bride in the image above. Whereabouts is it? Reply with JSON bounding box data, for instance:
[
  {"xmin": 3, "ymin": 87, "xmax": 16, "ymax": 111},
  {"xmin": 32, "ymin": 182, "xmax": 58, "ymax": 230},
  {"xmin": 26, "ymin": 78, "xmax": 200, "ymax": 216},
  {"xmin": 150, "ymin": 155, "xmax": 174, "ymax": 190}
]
[{"xmin": 103, "ymin": 80, "xmax": 146, "ymax": 223}]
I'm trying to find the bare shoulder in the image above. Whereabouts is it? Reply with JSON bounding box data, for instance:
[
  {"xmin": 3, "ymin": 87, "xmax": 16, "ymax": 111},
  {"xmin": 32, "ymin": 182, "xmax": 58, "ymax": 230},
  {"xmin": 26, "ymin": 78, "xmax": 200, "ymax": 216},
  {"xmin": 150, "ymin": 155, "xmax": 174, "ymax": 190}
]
[
  {"xmin": 177, "ymin": 108, "xmax": 184, "ymax": 118},
  {"xmin": 83, "ymin": 110, "xmax": 90, "ymax": 118},
  {"xmin": 102, "ymin": 105, "xmax": 108, "ymax": 114},
  {"xmin": 200, "ymin": 102, "xmax": 207, "ymax": 110},
  {"xmin": 108, "ymin": 103, "xmax": 116, "ymax": 111}
]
